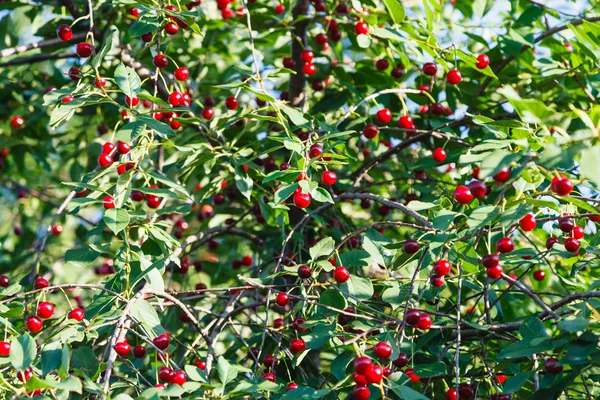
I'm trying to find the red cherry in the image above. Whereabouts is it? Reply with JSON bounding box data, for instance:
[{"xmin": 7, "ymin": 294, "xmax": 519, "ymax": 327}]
[
  {"xmin": 52, "ymin": 225, "xmax": 63, "ymax": 236},
  {"xmin": 376, "ymin": 108, "xmax": 392, "ymax": 124},
  {"xmin": 0, "ymin": 275, "xmax": 9, "ymax": 288},
  {"xmin": 94, "ymin": 76, "xmax": 106, "ymax": 88},
  {"xmin": 315, "ymin": 33, "xmax": 328, "ymax": 46},
  {"xmin": 61, "ymin": 95, "xmax": 74, "ymax": 103},
  {"xmin": 354, "ymin": 356, "xmax": 373, "ymax": 374},
  {"xmin": 533, "ymin": 270, "xmax": 546, "ymax": 281},
  {"xmin": 283, "ymin": 57, "xmax": 296, "ymax": 69},
  {"xmin": 0, "ymin": 341, "xmax": 10, "ymax": 357},
  {"xmin": 33, "ymin": 277, "xmax": 49, "ymax": 289},
  {"xmin": 493, "ymin": 167, "xmax": 511, "ymax": 182},
  {"xmin": 275, "ymin": 3, "xmax": 285, "ymax": 14},
  {"xmin": 25, "ymin": 316, "xmax": 43, "ymax": 332},
  {"xmin": 158, "ymin": 366, "xmax": 175, "ymax": 382},
  {"xmin": 544, "ymin": 357, "xmax": 563, "ymax": 374},
  {"xmin": 393, "ymin": 352, "xmax": 409, "ymax": 368},
  {"xmin": 141, "ymin": 32, "xmax": 153, "ymax": 42},
  {"xmin": 169, "ymin": 91, "xmax": 183, "ymax": 106},
  {"xmin": 564, "ymin": 238, "xmax": 580, "ymax": 253},
  {"xmin": 153, "ymin": 54, "xmax": 168, "ymax": 69},
  {"xmin": 353, "ymin": 386, "xmax": 370, "ymax": 400},
  {"xmin": 17, "ymin": 367, "xmax": 34, "ymax": 382},
  {"xmin": 68, "ymin": 308, "xmax": 84, "ymax": 321},
  {"xmin": 422, "ymin": 62, "xmax": 438, "ymax": 76},
  {"xmin": 124, "ymin": 95, "xmax": 139, "ymax": 107},
  {"xmin": 203, "ymin": 107, "xmax": 214, "ymax": 119},
  {"xmin": 496, "ymin": 237, "xmax": 515, "ymax": 254},
  {"xmin": 102, "ymin": 142, "xmax": 115, "ymax": 154},
  {"xmin": 403, "ymin": 239, "xmax": 419, "ymax": 254},
  {"xmin": 262, "ymin": 372, "xmax": 276, "ymax": 382},
  {"xmin": 458, "ymin": 384, "xmax": 475, "ymax": 399},
  {"xmin": 273, "ymin": 318, "xmax": 284, "ymax": 329},
  {"xmin": 276, "ymin": 293, "xmax": 289, "ymax": 307},
  {"xmin": 174, "ymin": 66, "xmax": 189, "ymax": 81},
  {"xmin": 114, "ymin": 341, "xmax": 130, "ymax": 356},
  {"xmin": 558, "ymin": 217, "xmax": 574, "ymax": 233},
  {"xmin": 391, "ymin": 66, "xmax": 405, "ymax": 78},
  {"xmin": 98, "ymin": 154, "xmax": 114, "ymax": 169},
  {"xmin": 446, "ymin": 388, "xmax": 458, "ymax": 400},
  {"xmin": 321, "ymin": 171, "xmax": 337, "ymax": 185},
  {"xmin": 293, "ymin": 192, "xmax": 311, "ymax": 208},
  {"xmin": 262, "ymin": 353, "xmax": 278, "ymax": 368},
  {"xmin": 290, "ymin": 339, "xmax": 306, "ymax": 354},
  {"xmin": 446, "ymin": 69, "xmax": 462, "ymax": 84},
  {"xmin": 165, "ymin": 22, "xmax": 179, "ymax": 35},
  {"xmin": 546, "ymin": 237, "xmax": 560, "ymax": 249},
  {"xmin": 398, "ymin": 115, "xmax": 414, "ymax": 129},
  {"xmin": 68, "ymin": 67, "xmax": 82, "ymax": 81},
  {"xmin": 476, "ymin": 54, "xmax": 490, "ymax": 69},
  {"xmin": 103, "ymin": 195, "xmax": 115, "ymax": 209},
  {"xmin": 76, "ymin": 42, "xmax": 94, "ymax": 58},
  {"xmin": 11, "ymin": 116, "xmax": 25, "ymax": 128},
  {"xmin": 468, "ymin": 180, "xmax": 487, "ymax": 198},
  {"xmin": 375, "ymin": 59, "xmax": 390, "ymax": 71},
  {"xmin": 365, "ymin": 364, "xmax": 383, "ymax": 383},
  {"xmin": 116, "ymin": 141, "xmax": 130, "ymax": 155},
  {"xmin": 553, "ymin": 178, "xmax": 573, "ymax": 196},
  {"xmin": 416, "ymin": 313, "xmax": 432, "ymax": 330},
  {"xmin": 303, "ymin": 63, "xmax": 317, "ymax": 76},
  {"xmin": 519, "ymin": 214, "xmax": 536, "ymax": 231},
  {"xmin": 56, "ymin": 25, "xmax": 73, "ymax": 41},
  {"xmin": 486, "ymin": 265, "xmax": 503, "ymax": 279},
  {"xmin": 405, "ymin": 308, "xmax": 421, "ymax": 326},
  {"xmin": 195, "ymin": 359, "xmax": 206, "ymax": 370},
  {"xmin": 172, "ymin": 371, "xmax": 187, "ymax": 386},
  {"xmin": 354, "ymin": 21, "xmax": 368, "ymax": 35},
  {"xmin": 494, "ymin": 374, "xmax": 507, "ymax": 384},
  {"xmin": 301, "ymin": 50, "xmax": 314, "ymax": 63},
  {"xmin": 225, "ymin": 96, "xmax": 238, "ymax": 110},
  {"xmin": 432, "ymin": 148, "xmax": 447, "ymax": 162},
  {"xmin": 572, "ymin": 226, "xmax": 584, "ymax": 239},
  {"xmin": 363, "ymin": 124, "xmax": 378, "ymax": 139},
  {"xmin": 374, "ymin": 342, "xmax": 392, "ymax": 359},
  {"xmin": 481, "ymin": 253, "xmax": 500, "ymax": 268},
  {"xmin": 286, "ymin": 382, "xmax": 299, "ymax": 391},
  {"xmin": 434, "ymin": 259, "xmax": 451, "ymax": 276},
  {"xmin": 333, "ymin": 266, "xmax": 350, "ymax": 283},
  {"xmin": 297, "ymin": 265, "xmax": 312, "ymax": 279},
  {"xmin": 430, "ymin": 274, "xmax": 445, "ymax": 287},
  {"xmin": 454, "ymin": 185, "xmax": 473, "ymax": 204},
  {"xmin": 153, "ymin": 333, "xmax": 170, "ymax": 350},
  {"xmin": 133, "ymin": 345, "xmax": 146, "ymax": 358},
  {"xmin": 36, "ymin": 302, "xmax": 54, "ymax": 319}
]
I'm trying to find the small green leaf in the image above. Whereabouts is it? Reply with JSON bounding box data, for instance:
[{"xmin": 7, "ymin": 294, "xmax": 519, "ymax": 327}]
[
  {"xmin": 103, "ymin": 208, "xmax": 130, "ymax": 234},
  {"xmin": 114, "ymin": 62, "xmax": 141, "ymax": 98},
  {"xmin": 310, "ymin": 237, "xmax": 335, "ymax": 260},
  {"xmin": 65, "ymin": 247, "xmax": 100, "ymax": 268},
  {"xmin": 10, "ymin": 334, "xmax": 37, "ymax": 371},
  {"xmin": 382, "ymin": 0, "xmax": 405, "ymax": 24}
]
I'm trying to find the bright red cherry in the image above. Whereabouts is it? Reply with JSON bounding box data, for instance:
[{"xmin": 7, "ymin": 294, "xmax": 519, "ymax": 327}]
[
  {"xmin": 169, "ymin": 91, "xmax": 183, "ymax": 106},
  {"xmin": 195, "ymin": 359, "xmax": 206, "ymax": 370},
  {"xmin": 564, "ymin": 238, "xmax": 580, "ymax": 253},
  {"xmin": 321, "ymin": 171, "xmax": 337, "ymax": 185},
  {"xmin": 52, "ymin": 225, "xmax": 63, "ymax": 236},
  {"xmin": 416, "ymin": 313, "xmax": 432, "ymax": 330},
  {"xmin": 286, "ymin": 382, "xmax": 299, "ymax": 391},
  {"xmin": 422, "ymin": 62, "xmax": 438, "ymax": 76},
  {"xmin": 309, "ymin": 144, "xmax": 323, "ymax": 158},
  {"xmin": 544, "ymin": 357, "xmax": 563, "ymax": 374},
  {"xmin": 558, "ymin": 217, "xmax": 574, "ymax": 233},
  {"xmin": 276, "ymin": 293, "xmax": 289, "ymax": 307},
  {"xmin": 158, "ymin": 366, "xmax": 175, "ymax": 382},
  {"xmin": 290, "ymin": 339, "xmax": 306, "ymax": 354},
  {"xmin": 572, "ymin": 226, "xmax": 584, "ymax": 239},
  {"xmin": 297, "ymin": 265, "xmax": 312, "ymax": 279},
  {"xmin": 301, "ymin": 50, "xmax": 314, "ymax": 63},
  {"xmin": 486, "ymin": 265, "xmax": 503, "ymax": 279},
  {"xmin": 468, "ymin": 180, "xmax": 487, "ymax": 198},
  {"xmin": 431, "ymin": 274, "xmax": 445, "ymax": 287},
  {"xmin": 494, "ymin": 374, "xmax": 507, "ymax": 384},
  {"xmin": 33, "ymin": 276, "xmax": 49, "ymax": 289},
  {"xmin": 481, "ymin": 253, "xmax": 500, "ymax": 268},
  {"xmin": 333, "ymin": 266, "xmax": 350, "ymax": 283},
  {"xmin": 403, "ymin": 239, "xmax": 420, "ymax": 254},
  {"xmin": 165, "ymin": 22, "xmax": 179, "ymax": 35},
  {"xmin": 446, "ymin": 388, "xmax": 458, "ymax": 400},
  {"xmin": 354, "ymin": 356, "xmax": 373, "ymax": 374},
  {"xmin": 493, "ymin": 167, "xmax": 511, "ymax": 182},
  {"xmin": 37, "ymin": 302, "xmax": 54, "ymax": 319},
  {"xmin": 354, "ymin": 21, "xmax": 368, "ymax": 35},
  {"xmin": 533, "ymin": 270, "xmax": 546, "ymax": 281},
  {"xmin": 11, "ymin": 116, "xmax": 25, "ymax": 128},
  {"xmin": 116, "ymin": 141, "xmax": 130, "ymax": 155},
  {"xmin": 114, "ymin": 341, "xmax": 130, "ymax": 356},
  {"xmin": 174, "ymin": 66, "xmax": 189, "ymax": 81},
  {"xmin": 293, "ymin": 192, "xmax": 311, "ymax": 208},
  {"xmin": 434, "ymin": 259, "xmax": 451, "ymax": 276},
  {"xmin": 354, "ymin": 372, "xmax": 368, "ymax": 385},
  {"xmin": 124, "ymin": 95, "xmax": 139, "ymax": 107},
  {"xmin": 102, "ymin": 142, "xmax": 115, "ymax": 154},
  {"xmin": 103, "ymin": 195, "xmax": 115, "ymax": 209},
  {"xmin": 374, "ymin": 342, "xmax": 392, "ymax": 359},
  {"xmin": 376, "ymin": 108, "xmax": 392, "ymax": 124},
  {"xmin": 315, "ymin": 33, "xmax": 328, "ymax": 46},
  {"xmin": 303, "ymin": 63, "xmax": 316, "ymax": 76},
  {"xmin": 519, "ymin": 214, "xmax": 536, "ymax": 231},
  {"xmin": 76, "ymin": 42, "xmax": 94, "ymax": 58},
  {"xmin": 0, "ymin": 275, "xmax": 9, "ymax": 288},
  {"xmin": 68, "ymin": 67, "xmax": 82, "ymax": 81},
  {"xmin": 203, "ymin": 107, "xmax": 214, "ymax": 119},
  {"xmin": 56, "ymin": 24, "xmax": 73, "ymax": 41},
  {"xmin": 432, "ymin": 148, "xmax": 447, "ymax": 162},
  {"xmin": 553, "ymin": 177, "xmax": 573, "ymax": 196},
  {"xmin": 262, "ymin": 372, "xmax": 276, "ymax": 382},
  {"xmin": 0, "ymin": 341, "xmax": 10, "ymax": 357},
  {"xmin": 405, "ymin": 308, "xmax": 421, "ymax": 326},
  {"xmin": 98, "ymin": 154, "xmax": 114, "ymax": 169},
  {"xmin": 17, "ymin": 367, "xmax": 34, "ymax": 382},
  {"xmin": 68, "ymin": 308, "xmax": 84, "ymax": 321},
  {"xmin": 225, "ymin": 96, "xmax": 238, "ymax": 110},
  {"xmin": 153, "ymin": 54, "xmax": 168, "ymax": 69},
  {"xmin": 275, "ymin": 3, "xmax": 285, "ymax": 14},
  {"xmin": 263, "ymin": 353, "xmax": 278, "ymax": 368},
  {"xmin": 476, "ymin": 54, "xmax": 490, "ymax": 69},
  {"xmin": 25, "ymin": 316, "xmax": 43, "ymax": 332},
  {"xmin": 454, "ymin": 185, "xmax": 473, "ymax": 204},
  {"xmin": 363, "ymin": 124, "xmax": 378, "ymax": 139},
  {"xmin": 496, "ymin": 237, "xmax": 515, "ymax": 254},
  {"xmin": 61, "ymin": 95, "xmax": 74, "ymax": 103},
  {"xmin": 353, "ymin": 386, "xmax": 370, "ymax": 400},
  {"xmin": 273, "ymin": 318, "xmax": 284, "ymax": 329},
  {"xmin": 94, "ymin": 76, "xmax": 106, "ymax": 88},
  {"xmin": 241, "ymin": 255, "xmax": 253, "ymax": 267},
  {"xmin": 133, "ymin": 345, "xmax": 146, "ymax": 358},
  {"xmin": 446, "ymin": 69, "xmax": 462, "ymax": 84},
  {"xmin": 365, "ymin": 364, "xmax": 383, "ymax": 383},
  {"xmin": 172, "ymin": 371, "xmax": 187, "ymax": 386},
  {"xmin": 153, "ymin": 333, "xmax": 170, "ymax": 350},
  {"xmin": 398, "ymin": 115, "xmax": 413, "ymax": 129}
]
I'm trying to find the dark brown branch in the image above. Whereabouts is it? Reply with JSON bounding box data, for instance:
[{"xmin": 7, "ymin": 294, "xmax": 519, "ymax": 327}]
[
  {"xmin": 0, "ymin": 52, "xmax": 76, "ymax": 68},
  {"xmin": 0, "ymin": 32, "xmax": 87, "ymax": 59}
]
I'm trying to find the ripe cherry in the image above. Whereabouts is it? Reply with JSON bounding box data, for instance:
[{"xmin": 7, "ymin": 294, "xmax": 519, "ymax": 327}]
[
  {"xmin": 446, "ymin": 388, "xmax": 458, "ymax": 400},
  {"xmin": 546, "ymin": 237, "xmax": 560, "ymax": 249},
  {"xmin": 354, "ymin": 356, "xmax": 373, "ymax": 374},
  {"xmin": 276, "ymin": 293, "xmax": 289, "ymax": 307},
  {"xmin": 172, "ymin": 371, "xmax": 187, "ymax": 386},
  {"xmin": 203, "ymin": 107, "xmax": 214, "ymax": 119},
  {"xmin": 57, "ymin": 25, "xmax": 73, "ymax": 41},
  {"xmin": 293, "ymin": 317, "xmax": 307, "ymax": 332},
  {"xmin": 496, "ymin": 237, "xmax": 515, "ymax": 254},
  {"xmin": 124, "ymin": 95, "xmax": 139, "ymax": 107},
  {"xmin": 297, "ymin": 265, "xmax": 312, "ymax": 279},
  {"xmin": 476, "ymin": 54, "xmax": 490, "ymax": 69},
  {"xmin": 434, "ymin": 259, "xmax": 451, "ymax": 276},
  {"xmin": 398, "ymin": 115, "xmax": 414, "ymax": 129},
  {"xmin": 293, "ymin": 192, "xmax": 311, "ymax": 208},
  {"xmin": 432, "ymin": 148, "xmax": 447, "ymax": 162},
  {"xmin": 133, "ymin": 345, "xmax": 146, "ymax": 358},
  {"xmin": 374, "ymin": 342, "xmax": 392, "ymax": 359},
  {"xmin": 275, "ymin": 3, "xmax": 285, "ymax": 14},
  {"xmin": 94, "ymin": 76, "xmax": 106, "ymax": 88},
  {"xmin": 554, "ymin": 178, "xmax": 573, "ymax": 196},
  {"xmin": 68, "ymin": 67, "xmax": 82, "ymax": 81},
  {"xmin": 393, "ymin": 352, "xmax": 409, "ymax": 368},
  {"xmin": 263, "ymin": 353, "xmax": 278, "ymax": 368},
  {"xmin": 422, "ymin": 62, "xmax": 438, "ymax": 76},
  {"xmin": 481, "ymin": 253, "xmax": 500, "ymax": 268},
  {"xmin": 321, "ymin": 171, "xmax": 337, "ymax": 185},
  {"xmin": 315, "ymin": 33, "xmax": 328, "ymax": 46},
  {"xmin": 354, "ymin": 21, "xmax": 368, "ymax": 35},
  {"xmin": 33, "ymin": 276, "xmax": 49, "ymax": 289},
  {"xmin": 141, "ymin": 32, "xmax": 153, "ymax": 42},
  {"xmin": 0, "ymin": 341, "xmax": 10, "ymax": 357},
  {"xmin": 76, "ymin": 42, "xmax": 94, "ymax": 58},
  {"xmin": 301, "ymin": 50, "xmax": 314, "ymax": 63},
  {"xmin": 405, "ymin": 308, "xmax": 421, "ymax": 326},
  {"xmin": 454, "ymin": 185, "xmax": 473, "ymax": 204},
  {"xmin": 519, "ymin": 213, "xmax": 536, "ymax": 231},
  {"xmin": 376, "ymin": 108, "xmax": 392, "ymax": 124},
  {"xmin": 363, "ymin": 124, "xmax": 378, "ymax": 139},
  {"xmin": 225, "ymin": 96, "xmax": 238, "ymax": 110},
  {"xmin": 533, "ymin": 270, "xmax": 546, "ymax": 281},
  {"xmin": 458, "ymin": 384, "xmax": 475, "ymax": 399},
  {"xmin": 174, "ymin": 67, "xmax": 189, "ymax": 81},
  {"xmin": 25, "ymin": 315, "xmax": 43, "ymax": 332},
  {"xmin": 37, "ymin": 302, "xmax": 55, "ymax": 319},
  {"xmin": 333, "ymin": 266, "xmax": 350, "ymax": 283},
  {"xmin": 572, "ymin": 226, "xmax": 584, "ymax": 239},
  {"xmin": 353, "ymin": 386, "xmax": 370, "ymax": 400},
  {"xmin": 446, "ymin": 69, "xmax": 462, "ymax": 84},
  {"xmin": 165, "ymin": 22, "xmax": 179, "ymax": 35},
  {"xmin": 391, "ymin": 66, "xmax": 405, "ymax": 78},
  {"xmin": 290, "ymin": 339, "xmax": 306, "ymax": 354},
  {"xmin": 115, "ymin": 341, "xmax": 130, "ymax": 356},
  {"xmin": 431, "ymin": 274, "xmax": 445, "ymax": 287},
  {"xmin": 493, "ymin": 167, "xmax": 511, "ymax": 182},
  {"xmin": 309, "ymin": 143, "xmax": 323, "ymax": 158},
  {"xmin": 169, "ymin": 91, "xmax": 183, "ymax": 106},
  {"xmin": 195, "ymin": 359, "xmax": 206, "ymax": 370},
  {"xmin": 468, "ymin": 180, "xmax": 487, "ymax": 198},
  {"xmin": 486, "ymin": 265, "xmax": 503, "ymax": 279},
  {"xmin": 117, "ymin": 141, "xmax": 130, "ymax": 154},
  {"xmin": 98, "ymin": 154, "xmax": 114, "ymax": 169},
  {"xmin": 403, "ymin": 239, "xmax": 420, "ymax": 254},
  {"xmin": 416, "ymin": 313, "xmax": 432, "ymax": 330},
  {"xmin": 11, "ymin": 116, "xmax": 25, "ymax": 128},
  {"xmin": 365, "ymin": 364, "xmax": 383, "ymax": 383},
  {"xmin": 544, "ymin": 357, "xmax": 563, "ymax": 374},
  {"xmin": 375, "ymin": 59, "xmax": 390, "ymax": 71},
  {"xmin": 17, "ymin": 367, "xmax": 34, "ymax": 382},
  {"xmin": 564, "ymin": 238, "xmax": 580, "ymax": 253},
  {"xmin": 283, "ymin": 57, "xmax": 296, "ymax": 69},
  {"xmin": 286, "ymin": 382, "xmax": 299, "ymax": 391},
  {"xmin": 158, "ymin": 366, "xmax": 175, "ymax": 382},
  {"xmin": 52, "ymin": 225, "xmax": 63, "ymax": 236},
  {"xmin": 68, "ymin": 308, "xmax": 84, "ymax": 321},
  {"xmin": 303, "ymin": 63, "xmax": 317, "ymax": 76},
  {"xmin": 0, "ymin": 275, "xmax": 9, "ymax": 288},
  {"xmin": 153, "ymin": 54, "xmax": 168, "ymax": 69}
]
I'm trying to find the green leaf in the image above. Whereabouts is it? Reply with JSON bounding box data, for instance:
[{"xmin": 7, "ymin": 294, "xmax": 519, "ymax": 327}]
[
  {"xmin": 130, "ymin": 16, "xmax": 160, "ymax": 37},
  {"xmin": 114, "ymin": 62, "xmax": 141, "ymax": 98},
  {"xmin": 478, "ymin": 149, "xmax": 521, "ymax": 179},
  {"xmin": 580, "ymin": 146, "xmax": 600, "ymax": 188},
  {"xmin": 283, "ymin": 138, "xmax": 303, "ymax": 154},
  {"xmin": 362, "ymin": 228, "xmax": 395, "ymax": 266},
  {"xmin": 130, "ymin": 298, "xmax": 165, "ymax": 336},
  {"xmin": 331, "ymin": 351, "xmax": 354, "ymax": 381},
  {"xmin": 382, "ymin": 282, "xmax": 410, "ymax": 310},
  {"xmin": 41, "ymin": 342, "xmax": 62, "ymax": 376},
  {"xmin": 10, "ymin": 334, "xmax": 37, "ymax": 371},
  {"xmin": 311, "ymin": 187, "xmax": 334, "ymax": 204},
  {"xmin": 305, "ymin": 322, "xmax": 335, "ymax": 349},
  {"xmin": 467, "ymin": 205, "xmax": 500, "ymax": 231},
  {"xmin": 115, "ymin": 120, "xmax": 146, "ymax": 142},
  {"xmin": 520, "ymin": 317, "xmax": 547, "ymax": 339},
  {"xmin": 138, "ymin": 115, "xmax": 175, "ymax": 138},
  {"xmin": 280, "ymin": 104, "xmax": 309, "ymax": 126},
  {"xmin": 413, "ymin": 361, "xmax": 447, "ymax": 378},
  {"xmin": 340, "ymin": 275, "xmax": 373, "ymax": 301},
  {"xmin": 389, "ymin": 382, "xmax": 430, "ymax": 400},
  {"xmin": 382, "ymin": 0, "xmax": 405, "ymax": 24},
  {"xmin": 25, "ymin": 376, "xmax": 83, "ymax": 393},
  {"xmin": 274, "ymin": 183, "xmax": 298, "ymax": 204},
  {"xmin": 356, "ymin": 34, "xmax": 371, "ymax": 48},
  {"xmin": 103, "ymin": 208, "xmax": 130, "ymax": 234},
  {"xmin": 558, "ymin": 317, "xmax": 589, "ymax": 333},
  {"xmin": 319, "ymin": 289, "xmax": 347, "ymax": 311},
  {"xmin": 65, "ymin": 246, "xmax": 100, "ymax": 268},
  {"xmin": 310, "ymin": 237, "xmax": 335, "ymax": 260},
  {"xmin": 235, "ymin": 167, "xmax": 253, "ymax": 201},
  {"xmin": 71, "ymin": 347, "xmax": 100, "ymax": 377},
  {"xmin": 91, "ymin": 27, "xmax": 118, "ymax": 68},
  {"xmin": 217, "ymin": 356, "xmax": 237, "ymax": 387},
  {"xmin": 503, "ymin": 371, "xmax": 531, "ymax": 393}
]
